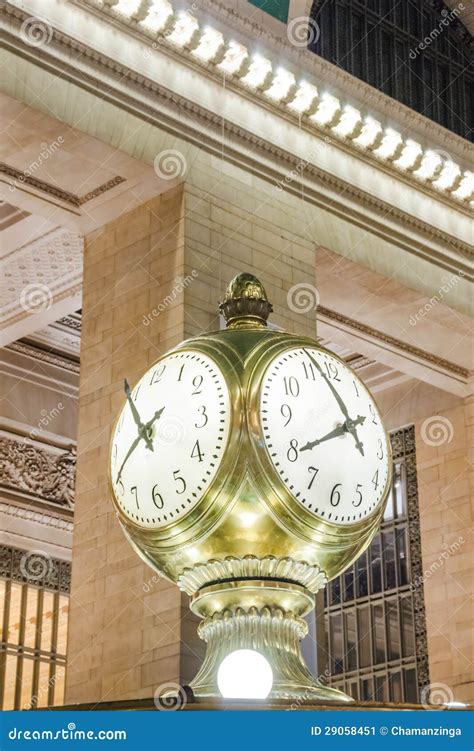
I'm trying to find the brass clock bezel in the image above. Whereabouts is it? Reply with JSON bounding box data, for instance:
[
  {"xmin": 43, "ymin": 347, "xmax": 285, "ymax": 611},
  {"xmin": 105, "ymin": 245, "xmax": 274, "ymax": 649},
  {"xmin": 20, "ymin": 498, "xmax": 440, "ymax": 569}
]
[
  {"xmin": 246, "ymin": 336, "xmax": 393, "ymax": 546},
  {"xmin": 108, "ymin": 338, "xmax": 244, "ymax": 548}
]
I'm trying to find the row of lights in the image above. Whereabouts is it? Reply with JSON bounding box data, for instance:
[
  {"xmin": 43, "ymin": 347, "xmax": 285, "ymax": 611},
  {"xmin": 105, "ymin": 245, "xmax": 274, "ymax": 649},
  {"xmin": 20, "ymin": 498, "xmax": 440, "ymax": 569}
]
[{"xmin": 97, "ymin": 0, "xmax": 473, "ymax": 204}]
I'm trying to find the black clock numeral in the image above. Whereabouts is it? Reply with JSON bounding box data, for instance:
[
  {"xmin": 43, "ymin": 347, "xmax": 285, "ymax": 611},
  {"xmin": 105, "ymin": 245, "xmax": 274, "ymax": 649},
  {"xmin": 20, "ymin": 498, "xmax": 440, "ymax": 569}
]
[
  {"xmin": 191, "ymin": 375, "xmax": 203, "ymax": 395},
  {"xmin": 330, "ymin": 483, "xmax": 342, "ymax": 507},
  {"xmin": 191, "ymin": 439, "xmax": 204, "ymax": 462},
  {"xmin": 353, "ymin": 483, "xmax": 363, "ymax": 507},
  {"xmin": 369, "ymin": 404, "xmax": 378, "ymax": 425},
  {"xmin": 287, "ymin": 439, "xmax": 299, "ymax": 463},
  {"xmin": 173, "ymin": 470, "xmax": 186, "ymax": 495},
  {"xmin": 150, "ymin": 365, "xmax": 166, "ymax": 385},
  {"xmin": 117, "ymin": 479, "xmax": 124, "ymax": 496},
  {"xmin": 195, "ymin": 405, "xmax": 208, "ymax": 429},
  {"xmin": 132, "ymin": 385, "xmax": 140, "ymax": 402},
  {"xmin": 117, "ymin": 413, "xmax": 124, "ymax": 434},
  {"xmin": 377, "ymin": 439, "xmax": 384, "ymax": 459},
  {"xmin": 177, "ymin": 364, "xmax": 185, "ymax": 382},
  {"xmin": 324, "ymin": 361, "xmax": 341, "ymax": 381},
  {"xmin": 112, "ymin": 444, "xmax": 117, "ymax": 461},
  {"xmin": 280, "ymin": 404, "xmax": 292, "ymax": 427},
  {"xmin": 353, "ymin": 380, "xmax": 360, "ymax": 397},
  {"xmin": 372, "ymin": 469, "xmax": 379, "ymax": 490},
  {"xmin": 152, "ymin": 484, "xmax": 164, "ymax": 509},
  {"xmin": 307, "ymin": 466, "xmax": 319, "ymax": 490},
  {"xmin": 283, "ymin": 376, "xmax": 300, "ymax": 397},
  {"xmin": 302, "ymin": 362, "xmax": 316, "ymax": 381},
  {"xmin": 131, "ymin": 485, "xmax": 139, "ymax": 509}
]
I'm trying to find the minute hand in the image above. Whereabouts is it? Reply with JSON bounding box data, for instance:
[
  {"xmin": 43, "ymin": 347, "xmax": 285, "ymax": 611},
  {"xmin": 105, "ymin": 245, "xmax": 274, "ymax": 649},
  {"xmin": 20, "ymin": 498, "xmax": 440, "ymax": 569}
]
[
  {"xmin": 303, "ymin": 349, "xmax": 365, "ymax": 457},
  {"xmin": 115, "ymin": 407, "xmax": 165, "ymax": 485},
  {"xmin": 303, "ymin": 349, "xmax": 350, "ymax": 418}
]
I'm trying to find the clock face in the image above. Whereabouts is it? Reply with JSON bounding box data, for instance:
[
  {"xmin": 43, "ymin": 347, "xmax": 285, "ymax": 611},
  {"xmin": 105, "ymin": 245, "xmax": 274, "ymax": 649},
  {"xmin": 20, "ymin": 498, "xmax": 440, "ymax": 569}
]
[
  {"xmin": 260, "ymin": 347, "xmax": 390, "ymax": 525},
  {"xmin": 110, "ymin": 351, "xmax": 230, "ymax": 529}
]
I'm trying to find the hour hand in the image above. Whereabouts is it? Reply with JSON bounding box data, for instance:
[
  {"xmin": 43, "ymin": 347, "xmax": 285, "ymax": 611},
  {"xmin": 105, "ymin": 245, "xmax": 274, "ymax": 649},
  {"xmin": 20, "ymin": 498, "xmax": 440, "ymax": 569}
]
[{"xmin": 300, "ymin": 423, "xmax": 347, "ymax": 452}]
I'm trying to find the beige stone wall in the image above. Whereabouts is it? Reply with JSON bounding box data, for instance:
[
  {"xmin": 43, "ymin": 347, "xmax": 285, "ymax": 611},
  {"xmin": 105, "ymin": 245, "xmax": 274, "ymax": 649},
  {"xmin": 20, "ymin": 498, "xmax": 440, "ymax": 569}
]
[
  {"xmin": 378, "ymin": 383, "xmax": 473, "ymax": 703},
  {"xmin": 65, "ymin": 173, "xmax": 318, "ymax": 703}
]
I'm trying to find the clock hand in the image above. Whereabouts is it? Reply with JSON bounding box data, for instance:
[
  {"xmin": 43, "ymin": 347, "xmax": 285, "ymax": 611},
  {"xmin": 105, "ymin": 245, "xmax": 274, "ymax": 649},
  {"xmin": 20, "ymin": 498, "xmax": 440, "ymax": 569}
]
[
  {"xmin": 300, "ymin": 415, "xmax": 366, "ymax": 452},
  {"xmin": 300, "ymin": 423, "xmax": 347, "ymax": 452},
  {"xmin": 124, "ymin": 378, "xmax": 153, "ymax": 451},
  {"xmin": 302, "ymin": 349, "xmax": 350, "ymax": 419},
  {"xmin": 302, "ymin": 350, "xmax": 365, "ymax": 457},
  {"xmin": 115, "ymin": 406, "xmax": 165, "ymax": 485}
]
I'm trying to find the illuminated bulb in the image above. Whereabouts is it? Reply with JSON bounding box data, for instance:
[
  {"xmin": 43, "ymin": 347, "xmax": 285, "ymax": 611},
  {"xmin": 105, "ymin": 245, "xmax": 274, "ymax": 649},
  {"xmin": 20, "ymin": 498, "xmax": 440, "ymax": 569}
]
[
  {"xmin": 414, "ymin": 150, "xmax": 444, "ymax": 181},
  {"xmin": 311, "ymin": 93, "xmax": 341, "ymax": 127},
  {"xmin": 445, "ymin": 701, "xmax": 468, "ymax": 708},
  {"xmin": 265, "ymin": 68, "xmax": 296, "ymax": 103},
  {"xmin": 114, "ymin": 0, "xmax": 141, "ymax": 15},
  {"xmin": 241, "ymin": 54, "xmax": 273, "ymax": 90},
  {"xmin": 395, "ymin": 139, "xmax": 423, "ymax": 171},
  {"xmin": 140, "ymin": 0, "xmax": 173, "ymax": 32},
  {"xmin": 192, "ymin": 27, "xmax": 225, "ymax": 63},
  {"xmin": 166, "ymin": 10, "xmax": 199, "ymax": 48},
  {"xmin": 287, "ymin": 81, "xmax": 319, "ymax": 115},
  {"xmin": 331, "ymin": 105, "xmax": 362, "ymax": 138},
  {"xmin": 218, "ymin": 41, "xmax": 249, "ymax": 76},
  {"xmin": 217, "ymin": 650, "xmax": 273, "ymax": 699},
  {"xmin": 374, "ymin": 128, "xmax": 404, "ymax": 160},
  {"xmin": 452, "ymin": 171, "xmax": 474, "ymax": 201},
  {"xmin": 353, "ymin": 117, "xmax": 383, "ymax": 149},
  {"xmin": 433, "ymin": 161, "xmax": 462, "ymax": 191}
]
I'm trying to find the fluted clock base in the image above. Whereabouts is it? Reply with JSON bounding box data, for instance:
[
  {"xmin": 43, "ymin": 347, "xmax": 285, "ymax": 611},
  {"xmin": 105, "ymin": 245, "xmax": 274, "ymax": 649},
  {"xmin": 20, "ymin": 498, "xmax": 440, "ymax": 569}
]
[{"xmin": 189, "ymin": 580, "xmax": 353, "ymax": 703}]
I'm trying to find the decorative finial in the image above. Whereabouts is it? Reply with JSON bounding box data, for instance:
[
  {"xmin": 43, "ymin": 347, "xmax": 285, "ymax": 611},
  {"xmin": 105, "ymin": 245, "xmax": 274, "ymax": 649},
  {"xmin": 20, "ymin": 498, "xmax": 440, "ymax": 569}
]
[{"xmin": 219, "ymin": 273, "xmax": 273, "ymax": 329}]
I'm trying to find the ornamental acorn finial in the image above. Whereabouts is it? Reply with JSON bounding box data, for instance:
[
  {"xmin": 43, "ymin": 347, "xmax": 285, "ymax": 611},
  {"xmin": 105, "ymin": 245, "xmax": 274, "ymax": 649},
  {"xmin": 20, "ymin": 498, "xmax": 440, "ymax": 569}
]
[{"xmin": 219, "ymin": 272, "xmax": 273, "ymax": 329}]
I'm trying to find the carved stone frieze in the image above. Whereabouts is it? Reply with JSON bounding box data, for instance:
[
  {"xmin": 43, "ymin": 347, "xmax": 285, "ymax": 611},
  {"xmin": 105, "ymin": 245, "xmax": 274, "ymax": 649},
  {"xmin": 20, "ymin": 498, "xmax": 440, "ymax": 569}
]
[{"xmin": 0, "ymin": 436, "xmax": 76, "ymax": 509}]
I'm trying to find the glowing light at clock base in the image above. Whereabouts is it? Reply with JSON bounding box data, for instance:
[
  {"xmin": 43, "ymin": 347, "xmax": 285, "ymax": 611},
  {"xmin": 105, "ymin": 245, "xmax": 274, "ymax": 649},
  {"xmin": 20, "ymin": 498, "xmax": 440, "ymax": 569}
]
[{"xmin": 217, "ymin": 649, "xmax": 273, "ymax": 699}]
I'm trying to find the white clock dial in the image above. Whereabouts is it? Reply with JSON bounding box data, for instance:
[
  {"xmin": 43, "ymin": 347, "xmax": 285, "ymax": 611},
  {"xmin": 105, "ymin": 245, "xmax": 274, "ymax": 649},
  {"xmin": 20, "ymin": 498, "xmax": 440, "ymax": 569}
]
[
  {"xmin": 260, "ymin": 347, "xmax": 390, "ymax": 525},
  {"xmin": 110, "ymin": 352, "xmax": 230, "ymax": 529}
]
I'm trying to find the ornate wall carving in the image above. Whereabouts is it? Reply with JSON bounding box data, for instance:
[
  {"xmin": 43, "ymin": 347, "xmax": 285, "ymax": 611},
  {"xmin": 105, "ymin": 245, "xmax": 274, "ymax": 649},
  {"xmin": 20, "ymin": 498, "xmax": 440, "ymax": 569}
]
[{"xmin": 0, "ymin": 436, "xmax": 76, "ymax": 509}]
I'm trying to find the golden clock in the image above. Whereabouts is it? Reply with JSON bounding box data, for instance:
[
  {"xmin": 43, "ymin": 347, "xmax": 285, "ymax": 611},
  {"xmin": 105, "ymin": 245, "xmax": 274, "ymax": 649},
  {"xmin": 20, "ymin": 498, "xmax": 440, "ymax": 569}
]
[{"xmin": 109, "ymin": 273, "xmax": 392, "ymax": 702}]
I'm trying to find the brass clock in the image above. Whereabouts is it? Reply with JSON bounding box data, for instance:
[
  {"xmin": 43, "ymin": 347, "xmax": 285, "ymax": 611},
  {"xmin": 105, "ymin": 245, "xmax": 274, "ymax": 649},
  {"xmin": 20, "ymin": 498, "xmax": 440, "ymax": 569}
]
[{"xmin": 109, "ymin": 273, "xmax": 392, "ymax": 703}]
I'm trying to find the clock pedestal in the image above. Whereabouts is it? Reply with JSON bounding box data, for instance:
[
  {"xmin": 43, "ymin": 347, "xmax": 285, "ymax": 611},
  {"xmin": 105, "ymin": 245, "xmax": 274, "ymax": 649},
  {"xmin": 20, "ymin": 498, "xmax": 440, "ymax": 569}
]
[{"xmin": 188, "ymin": 578, "xmax": 352, "ymax": 702}]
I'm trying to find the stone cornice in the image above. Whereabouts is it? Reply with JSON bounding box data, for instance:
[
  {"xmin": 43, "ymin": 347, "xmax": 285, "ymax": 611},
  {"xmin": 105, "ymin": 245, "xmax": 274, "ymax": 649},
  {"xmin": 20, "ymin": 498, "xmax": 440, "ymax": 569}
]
[
  {"xmin": 2, "ymin": 12, "xmax": 471, "ymax": 280},
  {"xmin": 318, "ymin": 305, "xmax": 470, "ymax": 383}
]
